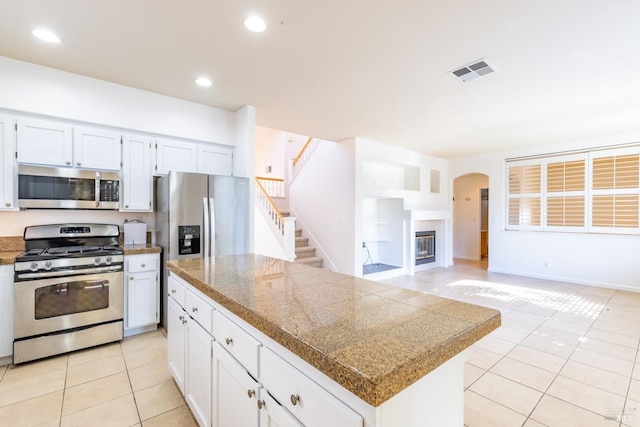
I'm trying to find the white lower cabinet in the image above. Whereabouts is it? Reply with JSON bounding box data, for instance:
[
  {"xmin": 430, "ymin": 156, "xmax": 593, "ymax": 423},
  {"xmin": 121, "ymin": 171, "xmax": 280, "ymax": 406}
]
[
  {"xmin": 212, "ymin": 341, "xmax": 261, "ymax": 427},
  {"xmin": 124, "ymin": 254, "xmax": 159, "ymax": 336},
  {"xmin": 186, "ymin": 315, "xmax": 213, "ymax": 427},
  {"xmin": 0, "ymin": 265, "xmax": 14, "ymax": 364},
  {"xmin": 259, "ymin": 391, "xmax": 304, "ymax": 427},
  {"xmin": 167, "ymin": 273, "xmax": 363, "ymax": 427},
  {"xmin": 261, "ymin": 347, "xmax": 362, "ymax": 427},
  {"xmin": 167, "ymin": 296, "xmax": 187, "ymax": 393}
]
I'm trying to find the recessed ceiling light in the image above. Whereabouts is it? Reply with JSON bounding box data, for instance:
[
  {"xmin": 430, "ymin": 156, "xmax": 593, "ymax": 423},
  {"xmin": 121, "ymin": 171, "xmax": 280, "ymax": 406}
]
[
  {"xmin": 32, "ymin": 29, "xmax": 61, "ymax": 43},
  {"xmin": 244, "ymin": 16, "xmax": 266, "ymax": 33},
  {"xmin": 195, "ymin": 77, "xmax": 212, "ymax": 87}
]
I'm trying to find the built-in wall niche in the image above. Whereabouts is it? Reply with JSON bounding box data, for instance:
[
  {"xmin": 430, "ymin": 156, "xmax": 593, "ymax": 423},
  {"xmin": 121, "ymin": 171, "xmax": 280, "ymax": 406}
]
[
  {"xmin": 362, "ymin": 160, "xmax": 420, "ymax": 191},
  {"xmin": 362, "ymin": 197, "xmax": 404, "ymax": 275}
]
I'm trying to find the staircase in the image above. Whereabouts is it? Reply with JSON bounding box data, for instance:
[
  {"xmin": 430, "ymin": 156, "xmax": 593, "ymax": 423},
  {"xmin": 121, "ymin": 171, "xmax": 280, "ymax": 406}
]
[{"xmin": 281, "ymin": 210, "xmax": 323, "ymax": 268}]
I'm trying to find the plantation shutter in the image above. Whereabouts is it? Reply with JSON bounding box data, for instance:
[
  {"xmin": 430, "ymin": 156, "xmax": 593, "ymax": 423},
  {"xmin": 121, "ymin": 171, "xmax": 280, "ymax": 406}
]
[
  {"xmin": 591, "ymin": 152, "xmax": 639, "ymax": 230},
  {"xmin": 507, "ymin": 163, "xmax": 541, "ymax": 228},
  {"xmin": 546, "ymin": 159, "xmax": 585, "ymax": 228}
]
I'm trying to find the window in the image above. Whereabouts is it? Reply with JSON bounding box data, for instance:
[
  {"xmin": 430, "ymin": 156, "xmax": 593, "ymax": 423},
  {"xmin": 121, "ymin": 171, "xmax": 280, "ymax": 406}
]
[
  {"xmin": 506, "ymin": 146, "xmax": 640, "ymax": 234},
  {"xmin": 507, "ymin": 163, "xmax": 541, "ymax": 228}
]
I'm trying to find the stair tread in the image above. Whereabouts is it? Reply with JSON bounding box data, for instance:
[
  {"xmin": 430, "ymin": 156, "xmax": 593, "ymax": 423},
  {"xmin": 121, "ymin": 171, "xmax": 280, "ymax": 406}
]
[{"xmin": 294, "ymin": 256, "xmax": 323, "ymax": 264}]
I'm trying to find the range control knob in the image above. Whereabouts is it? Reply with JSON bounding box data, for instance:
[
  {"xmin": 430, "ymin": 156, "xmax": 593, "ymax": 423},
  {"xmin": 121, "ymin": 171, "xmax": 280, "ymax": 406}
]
[
  {"xmin": 105, "ymin": 256, "xmax": 113, "ymax": 265},
  {"xmin": 94, "ymin": 257, "xmax": 103, "ymax": 266},
  {"xmin": 43, "ymin": 261, "xmax": 53, "ymax": 271},
  {"xmin": 29, "ymin": 262, "xmax": 38, "ymax": 272}
]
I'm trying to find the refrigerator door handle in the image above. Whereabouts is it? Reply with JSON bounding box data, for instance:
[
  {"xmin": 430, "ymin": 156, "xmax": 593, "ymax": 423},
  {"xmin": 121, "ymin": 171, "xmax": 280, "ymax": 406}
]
[
  {"xmin": 209, "ymin": 197, "xmax": 216, "ymax": 257},
  {"xmin": 203, "ymin": 197, "xmax": 210, "ymax": 258}
]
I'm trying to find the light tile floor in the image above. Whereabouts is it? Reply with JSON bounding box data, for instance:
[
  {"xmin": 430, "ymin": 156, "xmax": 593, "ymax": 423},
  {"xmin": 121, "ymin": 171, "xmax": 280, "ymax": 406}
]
[
  {"xmin": 384, "ymin": 259, "xmax": 640, "ymax": 427},
  {"xmin": 0, "ymin": 328, "xmax": 197, "ymax": 427},
  {"xmin": 2, "ymin": 259, "xmax": 638, "ymax": 426}
]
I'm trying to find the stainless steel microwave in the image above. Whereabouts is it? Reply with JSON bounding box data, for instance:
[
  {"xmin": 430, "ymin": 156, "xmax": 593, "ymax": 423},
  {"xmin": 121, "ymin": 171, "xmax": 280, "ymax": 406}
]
[{"xmin": 18, "ymin": 165, "xmax": 120, "ymax": 210}]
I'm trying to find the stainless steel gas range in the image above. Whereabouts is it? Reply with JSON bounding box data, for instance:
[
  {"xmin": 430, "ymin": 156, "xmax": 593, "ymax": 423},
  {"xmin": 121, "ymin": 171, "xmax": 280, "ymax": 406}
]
[{"xmin": 13, "ymin": 223, "xmax": 124, "ymax": 364}]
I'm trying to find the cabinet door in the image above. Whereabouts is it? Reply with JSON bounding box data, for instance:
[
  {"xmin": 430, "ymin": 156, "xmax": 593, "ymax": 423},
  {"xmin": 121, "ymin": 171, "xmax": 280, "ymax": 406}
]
[
  {"xmin": 16, "ymin": 118, "xmax": 73, "ymax": 167},
  {"xmin": 73, "ymin": 126, "xmax": 121, "ymax": 170},
  {"xmin": 155, "ymin": 139, "xmax": 198, "ymax": 175},
  {"xmin": 0, "ymin": 115, "xmax": 16, "ymax": 211},
  {"xmin": 198, "ymin": 144, "xmax": 233, "ymax": 176},
  {"xmin": 259, "ymin": 391, "xmax": 303, "ymax": 427},
  {"xmin": 121, "ymin": 134, "xmax": 152, "ymax": 211},
  {"xmin": 126, "ymin": 270, "xmax": 157, "ymax": 329},
  {"xmin": 168, "ymin": 297, "xmax": 187, "ymax": 393},
  {"xmin": 0, "ymin": 265, "xmax": 14, "ymax": 359},
  {"xmin": 213, "ymin": 342, "xmax": 260, "ymax": 427},
  {"xmin": 186, "ymin": 318, "xmax": 213, "ymax": 427}
]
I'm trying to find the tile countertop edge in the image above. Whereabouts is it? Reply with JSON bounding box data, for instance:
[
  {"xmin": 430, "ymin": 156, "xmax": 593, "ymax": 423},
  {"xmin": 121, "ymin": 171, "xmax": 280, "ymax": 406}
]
[
  {"xmin": 122, "ymin": 244, "xmax": 162, "ymax": 255},
  {"xmin": 167, "ymin": 258, "xmax": 501, "ymax": 407}
]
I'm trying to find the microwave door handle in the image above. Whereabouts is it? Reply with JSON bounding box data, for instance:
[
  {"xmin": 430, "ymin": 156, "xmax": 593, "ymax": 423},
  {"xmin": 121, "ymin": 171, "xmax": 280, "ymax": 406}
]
[
  {"xmin": 95, "ymin": 171, "xmax": 100, "ymax": 208},
  {"xmin": 203, "ymin": 197, "xmax": 210, "ymax": 258}
]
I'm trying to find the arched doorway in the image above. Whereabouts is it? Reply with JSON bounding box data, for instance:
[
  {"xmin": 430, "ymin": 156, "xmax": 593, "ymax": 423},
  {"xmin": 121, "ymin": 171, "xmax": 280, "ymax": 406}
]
[{"xmin": 453, "ymin": 173, "xmax": 489, "ymax": 267}]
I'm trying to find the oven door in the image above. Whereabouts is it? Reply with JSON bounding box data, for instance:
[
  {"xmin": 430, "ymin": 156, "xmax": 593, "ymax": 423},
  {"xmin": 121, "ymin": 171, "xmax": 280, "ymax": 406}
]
[{"xmin": 14, "ymin": 271, "xmax": 123, "ymax": 339}]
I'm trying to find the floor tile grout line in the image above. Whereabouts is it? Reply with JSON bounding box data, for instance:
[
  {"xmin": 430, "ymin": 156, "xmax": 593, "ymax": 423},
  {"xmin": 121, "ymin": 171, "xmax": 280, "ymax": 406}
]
[
  {"xmin": 618, "ymin": 330, "xmax": 640, "ymax": 427},
  {"xmin": 522, "ymin": 289, "xmax": 617, "ymax": 425}
]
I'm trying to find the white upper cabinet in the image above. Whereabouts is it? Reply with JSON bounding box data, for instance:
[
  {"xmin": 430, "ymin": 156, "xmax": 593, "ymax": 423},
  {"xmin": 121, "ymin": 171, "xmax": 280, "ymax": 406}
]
[
  {"xmin": 73, "ymin": 126, "xmax": 121, "ymax": 171},
  {"xmin": 0, "ymin": 115, "xmax": 16, "ymax": 211},
  {"xmin": 121, "ymin": 134, "xmax": 153, "ymax": 212},
  {"xmin": 155, "ymin": 139, "xmax": 198, "ymax": 175},
  {"xmin": 16, "ymin": 118, "xmax": 73, "ymax": 167},
  {"xmin": 198, "ymin": 144, "xmax": 233, "ymax": 175}
]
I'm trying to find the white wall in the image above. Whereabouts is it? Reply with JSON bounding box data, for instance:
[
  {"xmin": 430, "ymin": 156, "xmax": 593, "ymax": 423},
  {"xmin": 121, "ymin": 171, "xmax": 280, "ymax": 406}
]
[
  {"xmin": 450, "ymin": 133, "xmax": 640, "ymax": 291},
  {"xmin": 289, "ymin": 138, "xmax": 356, "ymax": 274},
  {"xmin": 0, "ymin": 56, "xmax": 252, "ymax": 240},
  {"xmin": 255, "ymin": 127, "xmax": 285, "ymax": 178},
  {"xmin": 354, "ymin": 138, "xmax": 450, "ymax": 276},
  {"xmin": 0, "ymin": 56, "xmax": 235, "ymax": 144},
  {"xmin": 453, "ymin": 174, "xmax": 488, "ymax": 261}
]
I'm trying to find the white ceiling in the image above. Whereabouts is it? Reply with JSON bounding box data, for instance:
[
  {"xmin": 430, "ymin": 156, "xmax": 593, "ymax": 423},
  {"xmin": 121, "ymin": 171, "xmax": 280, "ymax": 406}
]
[{"xmin": 1, "ymin": 0, "xmax": 639, "ymax": 159}]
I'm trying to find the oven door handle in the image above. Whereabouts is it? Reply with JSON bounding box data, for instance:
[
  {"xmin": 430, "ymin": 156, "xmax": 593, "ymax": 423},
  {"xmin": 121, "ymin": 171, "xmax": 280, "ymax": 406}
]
[{"xmin": 16, "ymin": 265, "xmax": 122, "ymax": 280}]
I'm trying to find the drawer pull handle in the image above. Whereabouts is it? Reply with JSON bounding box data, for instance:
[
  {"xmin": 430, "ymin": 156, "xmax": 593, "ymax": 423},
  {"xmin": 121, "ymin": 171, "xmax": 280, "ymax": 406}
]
[
  {"xmin": 182, "ymin": 318, "xmax": 187, "ymax": 325},
  {"xmin": 290, "ymin": 394, "xmax": 300, "ymax": 406},
  {"xmin": 4, "ymin": 203, "xmax": 10, "ymax": 207},
  {"xmin": 130, "ymin": 277, "xmax": 134, "ymax": 281},
  {"xmin": 192, "ymin": 307, "xmax": 198, "ymax": 313},
  {"xmin": 225, "ymin": 337, "xmax": 233, "ymax": 345},
  {"xmin": 77, "ymin": 162, "xmax": 81, "ymax": 166},
  {"xmin": 66, "ymin": 161, "xmax": 71, "ymax": 165},
  {"xmin": 141, "ymin": 264, "xmax": 146, "ymax": 268},
  {"xmin": 178, "ymin": 316, "xmax": 184, "ymax": 321},
  {"xmin": 247, "ymin": 389, "xmax": 255, "ymax": 398},
  {"xmin": 257, "ymin": 400, "xmax": 265, "ymax": 410},
  {"xmin": 171, "ymin": 289, "xmax": 176, "ymax": 294}
]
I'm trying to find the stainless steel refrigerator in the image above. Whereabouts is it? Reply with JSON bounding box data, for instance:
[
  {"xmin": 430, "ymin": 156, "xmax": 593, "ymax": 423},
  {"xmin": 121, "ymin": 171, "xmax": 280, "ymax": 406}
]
[{"xmin": 155, "ymin": 171, "xmax": 250, "ymax": 326}]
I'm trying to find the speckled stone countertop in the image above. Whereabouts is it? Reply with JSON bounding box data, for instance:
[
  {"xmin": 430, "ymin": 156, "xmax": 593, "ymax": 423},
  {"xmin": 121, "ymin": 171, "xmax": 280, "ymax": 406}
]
[
  {"xmin": 122, "ymin": 244, "xmax": 162, "ymax": 256},
  {"xmin": 167, "ymin": 254, "xmax": 501, "ymax": 407},
  {"xmin": 0, "ymin": 236, "xmax": 24, "ymax": 265}
]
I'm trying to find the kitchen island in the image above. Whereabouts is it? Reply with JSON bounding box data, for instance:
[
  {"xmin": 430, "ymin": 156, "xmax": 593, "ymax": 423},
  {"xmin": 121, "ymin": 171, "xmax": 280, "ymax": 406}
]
[{"xmin": 167, "ymin": 254, "xmax": 500, "ymax": 426}]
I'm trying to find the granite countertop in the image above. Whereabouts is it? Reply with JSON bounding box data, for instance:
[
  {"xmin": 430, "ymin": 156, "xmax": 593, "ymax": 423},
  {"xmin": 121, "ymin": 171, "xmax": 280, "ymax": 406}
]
[
  {"xmin": 122, "ymin": 244, "xmax": 162, "ymax": 255},
  {"xmin": 0, "ymin": 236, "xmax": 25, "ymax": 265},
  {"xmin": 167, "ymin": 254, "xmax": 501, "ymax": 407}
]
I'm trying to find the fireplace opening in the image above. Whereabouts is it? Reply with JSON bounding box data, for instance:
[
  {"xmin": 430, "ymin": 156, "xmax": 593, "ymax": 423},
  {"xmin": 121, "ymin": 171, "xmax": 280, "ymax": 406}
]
[{"xmin": 416, "ymin": 231, "xmax": 436, "ymax": 265}]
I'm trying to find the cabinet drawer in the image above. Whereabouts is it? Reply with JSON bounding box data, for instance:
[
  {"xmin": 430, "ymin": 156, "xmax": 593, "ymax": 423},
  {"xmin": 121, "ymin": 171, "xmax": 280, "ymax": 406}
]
[
  {"xmin": 168, "ymin": 275, "xmax": 186, "ymax": 309},
  {"xmin": 212, "ymin": 310, "xmax": 261, "ymax": 377},
  {"xmin": 127, "ymin": 255, "xmax": 157, "ymax": 273},
  {"xmin": 185, "ymin": 290, "xmax": 213, "ymax": 334},
  {"xmin": 260, "ymin": 348, "xmax": 362, "ymax": 427}
]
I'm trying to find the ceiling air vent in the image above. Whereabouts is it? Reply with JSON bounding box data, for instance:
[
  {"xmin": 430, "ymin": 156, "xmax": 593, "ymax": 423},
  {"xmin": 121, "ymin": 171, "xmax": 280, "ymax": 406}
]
[{"xmin": 449, "ymin": 59, "xmax": 496, "ymax": 83}]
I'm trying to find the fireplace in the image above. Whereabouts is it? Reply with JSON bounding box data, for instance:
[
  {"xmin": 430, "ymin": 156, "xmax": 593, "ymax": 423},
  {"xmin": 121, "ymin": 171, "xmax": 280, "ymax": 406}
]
[{"xmin": 415, "ymin": 231, "xmax": 436, "ymax": 265}]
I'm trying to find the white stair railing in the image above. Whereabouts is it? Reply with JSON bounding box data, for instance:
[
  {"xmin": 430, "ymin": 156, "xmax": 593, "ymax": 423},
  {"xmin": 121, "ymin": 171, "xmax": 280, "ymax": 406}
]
[
  {"xmin": 255, "ymin": 176, "xmax": 285, "ymax": 198},
  {"xmin": 291, "ymin": 137, "xmax": 318, "ymax": 181},
  {"xmin": 255, "ymin": 178, "xmax": 296, "ymax": 261}
]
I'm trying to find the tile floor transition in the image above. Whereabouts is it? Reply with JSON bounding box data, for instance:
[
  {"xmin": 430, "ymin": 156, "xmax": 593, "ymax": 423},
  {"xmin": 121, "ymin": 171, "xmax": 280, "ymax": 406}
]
[{"xmin": 1, "ymin": 259, "xmax": 638, "ymax": 426}]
